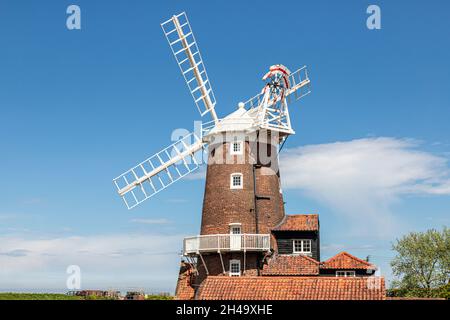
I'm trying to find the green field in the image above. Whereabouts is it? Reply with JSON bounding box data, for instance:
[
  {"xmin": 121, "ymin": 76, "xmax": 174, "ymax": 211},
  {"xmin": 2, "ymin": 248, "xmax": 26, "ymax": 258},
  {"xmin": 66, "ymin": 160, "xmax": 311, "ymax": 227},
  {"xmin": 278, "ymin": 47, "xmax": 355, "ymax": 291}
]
[
  {"xmin": 0, "ymin": 293, "xmax": 174, "ymax": 300},
  {"xmin": 145, "ymin": 294, "xmax": 173, "ymax": 300},
  {"xmin": 0, "ymin": 293, "xmax": 83, "ymax": 300}
]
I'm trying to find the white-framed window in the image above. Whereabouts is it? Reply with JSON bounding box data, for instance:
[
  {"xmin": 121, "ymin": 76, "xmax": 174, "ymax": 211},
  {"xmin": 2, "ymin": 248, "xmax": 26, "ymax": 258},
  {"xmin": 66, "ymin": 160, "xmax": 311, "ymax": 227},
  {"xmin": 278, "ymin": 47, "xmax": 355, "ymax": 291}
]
[
  {"xmin": 230, "ymin": 173, "xmax": 243, "ymax": 189},
  {"xmin": 336, "ymin": 270, "xmax": 356, "ymax": 277},
  {"xmin": 293, "ymin": 239, "xmax": 312, "ymax": 255},
  {"xmin": 229, "ymin": 259, "xmax": 241, "ymax": 276},
  {"xmin": 229, "ymin": 224, "xmax": 242, "ymax": 234},
  {"xmin": 230, "ymin": 141, "xmax": 243, "ymax": 155}
]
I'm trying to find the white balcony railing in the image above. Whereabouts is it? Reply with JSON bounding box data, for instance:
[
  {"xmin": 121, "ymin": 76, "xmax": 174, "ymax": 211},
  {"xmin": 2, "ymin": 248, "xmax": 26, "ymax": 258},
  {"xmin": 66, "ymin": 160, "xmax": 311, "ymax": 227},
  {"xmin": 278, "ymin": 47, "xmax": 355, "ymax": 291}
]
[{"xmin": 183, "ymin": 234, "xmax": 270, "ymax": 255}]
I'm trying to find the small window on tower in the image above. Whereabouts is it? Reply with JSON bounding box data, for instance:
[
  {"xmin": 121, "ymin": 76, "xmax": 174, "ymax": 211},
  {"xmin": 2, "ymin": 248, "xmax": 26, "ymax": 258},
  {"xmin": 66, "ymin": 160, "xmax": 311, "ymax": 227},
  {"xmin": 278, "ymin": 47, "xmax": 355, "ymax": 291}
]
[
  {"xmin": 230, "ymin": 173, "xmax": 243, "ymax": 189},
  {"xmin": 229, "ymin": 260, "xmax": 241, "ymax": 276},
  {"xmin": 230, "ymin": 141, "xmax": 243, "ymax": 155},
  {"xmin": 230, "ymin": 225, "xmax": 241, "ymax": 234}
]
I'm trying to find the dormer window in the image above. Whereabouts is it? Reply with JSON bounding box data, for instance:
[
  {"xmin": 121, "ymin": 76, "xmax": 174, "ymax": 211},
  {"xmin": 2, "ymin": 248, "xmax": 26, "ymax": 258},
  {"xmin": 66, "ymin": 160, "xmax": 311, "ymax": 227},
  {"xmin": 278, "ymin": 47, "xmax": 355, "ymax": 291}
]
[
  {"xmin": 230, "ymin": 173, "xmax": 243, "ymax": 189},
  {"xmin": 230, "ymin": 141, "xmax": 243, "ymax": 155},
  {"xmin": 336, "ymin": 270, "xmax": 356, "ymax": 277},
  {"xmin": 293, "ymin": 239, "xmax": 312, "ymax": 255}
]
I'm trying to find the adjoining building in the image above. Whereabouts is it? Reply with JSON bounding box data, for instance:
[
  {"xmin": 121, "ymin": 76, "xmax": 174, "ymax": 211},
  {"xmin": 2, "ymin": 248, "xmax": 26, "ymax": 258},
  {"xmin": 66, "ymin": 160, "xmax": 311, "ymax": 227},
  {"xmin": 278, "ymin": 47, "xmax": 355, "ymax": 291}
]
[{"xmin": 177, "ymin": 214, "xmax": 384, "ymax": 300}]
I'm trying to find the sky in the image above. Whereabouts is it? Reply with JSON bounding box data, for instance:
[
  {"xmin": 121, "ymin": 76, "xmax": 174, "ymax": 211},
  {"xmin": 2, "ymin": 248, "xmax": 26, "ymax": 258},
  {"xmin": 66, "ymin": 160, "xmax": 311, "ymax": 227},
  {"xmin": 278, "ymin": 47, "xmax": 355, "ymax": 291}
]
[{"xmin": 0, "ymin": 0, "xmax": 449, "ymax": 293}]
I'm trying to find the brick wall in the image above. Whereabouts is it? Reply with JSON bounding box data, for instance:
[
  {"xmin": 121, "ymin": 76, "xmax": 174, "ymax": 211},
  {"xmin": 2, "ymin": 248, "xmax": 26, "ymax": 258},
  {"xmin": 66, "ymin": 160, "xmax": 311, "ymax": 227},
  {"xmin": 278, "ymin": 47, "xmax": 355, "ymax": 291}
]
[
  {"xmin": 192, "ymin": 252, "xmax": 263, "ymax": 292},
  {"xmin": 200, "ymin": 135, "xmax": 285, "ymax": 235}
]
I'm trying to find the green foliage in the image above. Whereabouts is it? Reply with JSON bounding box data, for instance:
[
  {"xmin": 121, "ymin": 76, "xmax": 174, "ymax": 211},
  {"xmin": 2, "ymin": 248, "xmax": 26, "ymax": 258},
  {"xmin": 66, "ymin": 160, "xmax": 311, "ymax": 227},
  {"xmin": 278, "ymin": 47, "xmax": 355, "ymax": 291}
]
[
  {"xmin": 83, "ymin": 294, "xmax": 117, "ymax": 300},
  {"xmin": 387, "ymin": 283, "xmax": 450, "ymax": 299},
  {"xmin": 0, "ymin": 293, "xmax": 82, "ymax": 300},
  {"xmin": 145, "ymin": 294, "xmax": 174, "ymax": 300},
  {"xmin": 437, "ymin": 282, "xmax": 450, "ymax": 299},
  {"xmin": 0, "ymin": 292, "xmax": 174, "ymax": 300},
  {"xmin": 391, "ymin": 227, "xmax": 450, "ymax": 298}
]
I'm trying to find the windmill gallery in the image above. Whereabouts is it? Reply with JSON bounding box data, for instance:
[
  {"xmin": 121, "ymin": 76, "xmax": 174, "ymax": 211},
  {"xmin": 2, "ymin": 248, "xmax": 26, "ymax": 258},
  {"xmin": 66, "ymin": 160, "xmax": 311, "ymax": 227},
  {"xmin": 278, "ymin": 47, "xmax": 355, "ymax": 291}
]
[{"xmin": 112, "ymin": 12, "xmax": 386, "ymax": 300}]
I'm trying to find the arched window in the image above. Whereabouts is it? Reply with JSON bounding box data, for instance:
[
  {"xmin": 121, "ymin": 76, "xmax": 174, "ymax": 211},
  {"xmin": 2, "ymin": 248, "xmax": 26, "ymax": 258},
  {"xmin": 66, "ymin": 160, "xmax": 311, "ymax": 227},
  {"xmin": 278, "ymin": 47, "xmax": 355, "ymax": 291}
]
[{"xmin": 230, "ymin": 173, "xmax": 243, "ymax": 189}]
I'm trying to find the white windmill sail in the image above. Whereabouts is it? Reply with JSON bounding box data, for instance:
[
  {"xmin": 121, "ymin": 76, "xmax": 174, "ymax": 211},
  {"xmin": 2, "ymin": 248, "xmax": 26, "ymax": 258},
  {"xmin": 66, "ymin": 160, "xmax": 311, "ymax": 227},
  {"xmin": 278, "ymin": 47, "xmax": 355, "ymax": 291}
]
[
  {"xmin": 284, "ymin": 66, "xmax": 311, "ymax": 103},
  {"xmin": 113, "ymin": 132, "xmax": 204, "ymax": 209},
  {"xmin": 161, "ymin": 12, "xmax": 219, "ymax": 123}
]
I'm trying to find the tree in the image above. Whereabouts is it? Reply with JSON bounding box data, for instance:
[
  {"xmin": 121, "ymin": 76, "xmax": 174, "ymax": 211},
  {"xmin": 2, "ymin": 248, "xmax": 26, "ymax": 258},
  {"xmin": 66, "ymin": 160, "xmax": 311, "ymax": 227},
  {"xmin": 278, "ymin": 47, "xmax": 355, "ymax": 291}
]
[{"xmin": 391, "ymin": 227, "xmax": 449, "ymax": 298}]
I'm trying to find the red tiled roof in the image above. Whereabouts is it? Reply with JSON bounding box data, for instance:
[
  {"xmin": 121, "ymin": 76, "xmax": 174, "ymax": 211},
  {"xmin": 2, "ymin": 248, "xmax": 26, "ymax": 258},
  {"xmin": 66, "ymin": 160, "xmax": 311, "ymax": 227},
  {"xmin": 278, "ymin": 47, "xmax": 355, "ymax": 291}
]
[
  {"xmin": 272, "ymin": 214, "xmax": 319, "ymax": 231},
  {"xmin": 321, "ymin": 252, "xmax": 376, "ymax": 270},
  {"xmin": 262, "ymin": 254, "xmax": 319, "ymax": 276},
  {"xmin": 197, "ymin": 276, "xmax": 386, "ymax": 300},
  {"xmin": 175, "ymin": 262, "xmax": 196, "ymax": 300}
]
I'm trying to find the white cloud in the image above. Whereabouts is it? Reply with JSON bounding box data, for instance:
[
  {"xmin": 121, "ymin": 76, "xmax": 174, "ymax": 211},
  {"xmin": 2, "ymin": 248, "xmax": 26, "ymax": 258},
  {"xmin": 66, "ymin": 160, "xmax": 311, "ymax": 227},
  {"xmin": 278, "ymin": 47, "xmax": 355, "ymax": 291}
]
[
  {"xmin": 0, "ymin": 233, "xmax": 182, "ymax": 292},
  {"xmin": 280, "ymin": 137, "xmax": 450, "ymax": 236},
  {"xmin": 184, "ymin": 165, "xmax": 207, "ymax": 180},
  {"xmin": 130, "ymin": 218, "xmax": 172, "ymax": 224}
]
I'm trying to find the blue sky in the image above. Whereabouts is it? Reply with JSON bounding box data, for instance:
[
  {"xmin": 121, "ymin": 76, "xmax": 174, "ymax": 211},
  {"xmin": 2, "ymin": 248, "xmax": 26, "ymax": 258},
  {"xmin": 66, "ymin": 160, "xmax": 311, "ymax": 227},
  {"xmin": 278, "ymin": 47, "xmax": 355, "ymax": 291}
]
[{"xmin": 0, "ymin": 0, "xmax": 449, "ymax": 293}]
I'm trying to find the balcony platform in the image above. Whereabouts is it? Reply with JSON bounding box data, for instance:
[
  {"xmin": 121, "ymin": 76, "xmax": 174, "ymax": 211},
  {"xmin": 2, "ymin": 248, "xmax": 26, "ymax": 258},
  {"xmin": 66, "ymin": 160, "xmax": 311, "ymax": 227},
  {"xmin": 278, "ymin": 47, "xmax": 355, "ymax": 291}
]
[{"xmin": 183, "ymin": 234, "xmax": 270, "ymax": 255}]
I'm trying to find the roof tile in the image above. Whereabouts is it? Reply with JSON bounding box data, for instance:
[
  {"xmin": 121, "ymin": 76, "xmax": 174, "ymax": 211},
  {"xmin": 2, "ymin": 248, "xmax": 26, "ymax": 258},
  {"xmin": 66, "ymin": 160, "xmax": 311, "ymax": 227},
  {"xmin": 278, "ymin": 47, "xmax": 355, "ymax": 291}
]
[
  {"xmin": 262, "ymin": 254, "xmax": 319, "ymax": 275},
  {"xmin": 321, "ymin": 252, "xmax": 376, "ymax": 270},
  {"xmin": 272, "ymin": 214, "xmax": 319, "ymax": 231},
  {"xmin": 197, "ymin": 276, "xmax": 386, "ymax": 300}
]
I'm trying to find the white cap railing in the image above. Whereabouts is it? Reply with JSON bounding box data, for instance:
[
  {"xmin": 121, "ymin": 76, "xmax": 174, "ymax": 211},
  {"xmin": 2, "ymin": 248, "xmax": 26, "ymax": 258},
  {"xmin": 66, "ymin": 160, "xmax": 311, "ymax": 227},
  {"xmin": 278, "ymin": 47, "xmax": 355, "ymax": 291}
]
[{"xmin": 183, "ymin": 233, "xmax": 270, "ymax": 255}]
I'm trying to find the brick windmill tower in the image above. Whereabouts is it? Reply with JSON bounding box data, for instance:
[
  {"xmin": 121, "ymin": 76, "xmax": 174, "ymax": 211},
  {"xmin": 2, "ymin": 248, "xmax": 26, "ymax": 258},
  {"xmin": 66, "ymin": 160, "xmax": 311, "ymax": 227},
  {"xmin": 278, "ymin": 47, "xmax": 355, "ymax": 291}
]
[{"xmin": 112, "ymin": 12, "xmax": 317, "ymax": 296}]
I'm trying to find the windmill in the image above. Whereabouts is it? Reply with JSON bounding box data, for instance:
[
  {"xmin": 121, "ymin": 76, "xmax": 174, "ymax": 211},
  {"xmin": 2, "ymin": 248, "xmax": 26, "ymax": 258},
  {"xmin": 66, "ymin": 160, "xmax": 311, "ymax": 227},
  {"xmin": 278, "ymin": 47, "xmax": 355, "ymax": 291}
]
[{"xmin": 112, "ymin": 12, "xmax": 311, "ymax": 210}]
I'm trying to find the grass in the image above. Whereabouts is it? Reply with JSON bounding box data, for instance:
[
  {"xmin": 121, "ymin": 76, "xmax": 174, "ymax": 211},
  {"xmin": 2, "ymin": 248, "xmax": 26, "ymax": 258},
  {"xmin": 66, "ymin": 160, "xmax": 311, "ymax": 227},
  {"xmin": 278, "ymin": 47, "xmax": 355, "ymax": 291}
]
[
  {"xmin": 0, "ymin": 292, "xmax": 174, "ymax": 300},
  {"xmin": 0, "ymin": 293, "xmax": 83, "ymax": 300},
  {"xmin": 145, "ymin": 294, "xmax": 174, "ymax": 300}
]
